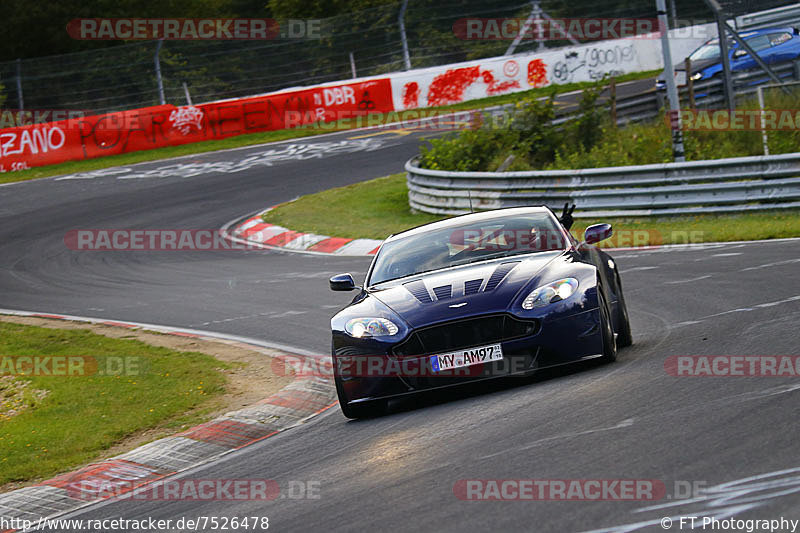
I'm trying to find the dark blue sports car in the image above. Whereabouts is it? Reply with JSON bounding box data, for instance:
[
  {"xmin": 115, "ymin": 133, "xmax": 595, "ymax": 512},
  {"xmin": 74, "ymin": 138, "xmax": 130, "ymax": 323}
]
[
  {"xmin": 328, "ymin": 207, "xmax": 632, "ymax": 418},
  {"xmin": 656, "ymin": 27, "xmax": 800, "ymax": 90}
]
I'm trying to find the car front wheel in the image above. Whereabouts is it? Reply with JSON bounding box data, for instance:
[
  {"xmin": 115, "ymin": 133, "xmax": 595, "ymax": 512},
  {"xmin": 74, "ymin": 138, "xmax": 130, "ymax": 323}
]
[{"xmin": 599, "ymin": 291, "xmax": 617, "ymax": 363}]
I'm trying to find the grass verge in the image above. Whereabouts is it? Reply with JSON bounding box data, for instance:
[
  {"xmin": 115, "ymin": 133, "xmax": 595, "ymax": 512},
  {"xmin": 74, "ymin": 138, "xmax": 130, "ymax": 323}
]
[
  {"xmin": 262, "ymin": 173, "xmax": 800, "ymax": 244},
  {"xmin": 0, "ymin": 70, "xmax": 659, "ymax": 186},
  {"xmin": 0, "ymin": 321, "xmax": 229, "ymax": 485}
]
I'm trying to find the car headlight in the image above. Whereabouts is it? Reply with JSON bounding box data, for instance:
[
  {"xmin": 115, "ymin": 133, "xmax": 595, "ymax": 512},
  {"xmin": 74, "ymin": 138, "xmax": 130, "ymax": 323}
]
[
  {"xmin": 522, "ymin": 278, "xmax": 579, "ymax": 309},
  {"xmin": 690, "ymin": 72, "xmax": 703, "ymax": 81},
  {"xmin": 345, "ymin": 318, "xmax": 399, "ymax": 338}
]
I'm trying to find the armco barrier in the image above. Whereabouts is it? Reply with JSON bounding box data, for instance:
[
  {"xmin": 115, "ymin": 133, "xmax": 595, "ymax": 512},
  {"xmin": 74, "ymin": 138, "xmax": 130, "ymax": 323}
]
[
  {"xmin": 0, "ymin": 78, "xmax": 393, "ymax": 172},
  {"xmin": 405, "ymin": 153, "xmax": 800, "ymax": 217}
]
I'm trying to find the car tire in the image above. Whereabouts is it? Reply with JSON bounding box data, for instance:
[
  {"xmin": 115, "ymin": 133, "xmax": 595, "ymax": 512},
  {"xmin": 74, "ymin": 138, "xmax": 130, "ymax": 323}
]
[
  {"xmin": 614, "ymin": 271, "xmax": 633, "ymax": 348},
  {"xmin": 598, "ymin": 290, "xmax": 617, "ymax": 363}
]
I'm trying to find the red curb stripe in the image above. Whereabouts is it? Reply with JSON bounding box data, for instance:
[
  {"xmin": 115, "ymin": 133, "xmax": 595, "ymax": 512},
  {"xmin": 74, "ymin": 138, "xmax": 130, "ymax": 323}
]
[
  {"xmin": 181, "ymin": 419, "xmax": 279, "ymax": 448},
  {"xmin": 33, "ymin": 313, "xmax": 66, "ymax": 319},
  {"xmin": 233, "ymin": 430, "xmax": 280, "ymax": 450},
  {"xmin": 166, "ymin": 331, "xmax": 200, "ymax": 338},
  {"xmin": 308, "ymin": 237, "xmax": 353, "ymax": 253},
  {"xmin": 263, "ymin": 389, "xmax": 331, "ymax": 411},
  {"xmin": 367, "ymin": 246, "xmax": 381, "ymax": 255},
  {"xmin": 102, "ymin": 321, "xmax": 137, "ymax": 328},
  {"xmin": 44, "ymin": 459, "xmax": 170, "ymax": 501},
  {"xmin": 241, "ymin": 222, "xmax": 271, "ymax": 237},
  {"xmin": 314, "ymin": 400, "xmax": 339, "ymax": 416},
  {"xmin": 265, "ymin": 230, "xmax": 304, "ymax": 247}
]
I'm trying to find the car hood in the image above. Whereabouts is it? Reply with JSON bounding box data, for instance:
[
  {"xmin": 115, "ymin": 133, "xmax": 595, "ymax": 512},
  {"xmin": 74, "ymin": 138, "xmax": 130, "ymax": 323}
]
[
  {"xmin": 368, "ymin": 251, "xmax": 564, "ymax": 328},
  {"xmin": 658, "ymin": 58, "xmax": 718, "ymax": 82},
  {"xmin": 675, "ymin": 57, "xmax": 719, "ymax": 73}
]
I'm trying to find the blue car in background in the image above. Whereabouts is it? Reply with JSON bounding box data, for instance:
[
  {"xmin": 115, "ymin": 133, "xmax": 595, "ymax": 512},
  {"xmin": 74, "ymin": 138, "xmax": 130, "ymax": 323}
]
[{"xmin": 656, "ymin": 26, "xmax": 800, "ymax": 89}]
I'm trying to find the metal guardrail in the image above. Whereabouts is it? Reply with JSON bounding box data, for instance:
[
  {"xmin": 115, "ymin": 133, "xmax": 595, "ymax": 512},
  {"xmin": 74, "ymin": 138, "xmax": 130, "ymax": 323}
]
[
  {"xmin": 406, "ymin": 153, "xmax": 800, "ymax": 217},
  {"xmin": 408, "ymin": 60, "xmax": 800, "ymax": 217},
  {"xmin": 736, "ymin": 4, "xmax": 800, "ymax": 31},
  {"xmin": 552, "ymin": 61, "xmax": 800, "ymax": 127}
]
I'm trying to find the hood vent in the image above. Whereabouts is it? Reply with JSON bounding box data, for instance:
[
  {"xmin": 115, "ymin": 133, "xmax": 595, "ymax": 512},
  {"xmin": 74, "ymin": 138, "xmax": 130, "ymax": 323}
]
[
  {"xmin": 464, "ymin": 279, "xmax": 483, "ymax": 295},
  {"xmin": 484, "ymin": 261, "xmax": 520, "ymax": 291},
  {"xmin": 404, "ymin": 279, "xmax": 432, "ymax": 303},
  {"xmin": 432, "ymin": 285, "xmax": 452, "ymax": 300}
]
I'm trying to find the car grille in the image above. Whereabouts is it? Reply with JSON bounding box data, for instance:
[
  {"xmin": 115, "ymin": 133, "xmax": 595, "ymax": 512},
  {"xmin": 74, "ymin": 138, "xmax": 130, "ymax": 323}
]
[{"xmin": 391, "ymin": 314, "xmax": 538, "ymax": 357}]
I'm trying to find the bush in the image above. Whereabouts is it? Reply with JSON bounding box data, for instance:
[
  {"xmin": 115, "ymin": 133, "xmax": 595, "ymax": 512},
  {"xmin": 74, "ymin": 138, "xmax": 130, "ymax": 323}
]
[
  {"xmin": 419, "ymin": 91, "xmax": 561, "ymax": 171},
  {"xmin": 418, "ymin": 81, "xmax": 800, "ymax": 171}
]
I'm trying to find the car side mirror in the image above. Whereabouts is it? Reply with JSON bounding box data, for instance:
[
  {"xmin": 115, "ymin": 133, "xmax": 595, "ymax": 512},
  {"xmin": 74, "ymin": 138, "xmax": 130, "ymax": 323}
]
[
  {"xmin": 584, "ymin": 223, "xmax": 613, "ymax": 245},
  {"xmin": 330, "ymin": 273, "xmax": 357, "ymax": 291}
]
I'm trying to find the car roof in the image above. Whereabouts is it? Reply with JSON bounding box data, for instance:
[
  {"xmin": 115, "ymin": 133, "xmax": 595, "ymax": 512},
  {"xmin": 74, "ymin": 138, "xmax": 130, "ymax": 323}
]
[
  {"xmin": 703, "ymin": 27, "xmax": 796, "ymax": 46},
  {"xmin": 384, "ymin": 206, "xmax": 556, "ymax": 243}
]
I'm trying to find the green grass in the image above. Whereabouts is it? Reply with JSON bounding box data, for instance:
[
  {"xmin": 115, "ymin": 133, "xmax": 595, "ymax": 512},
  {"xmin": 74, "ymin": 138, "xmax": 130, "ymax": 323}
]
[
  {"xmin": 264, "ymin": 174, "xmax": 443, "ymax": 239},
  {"xmin": 0, "ymin": 70, "xmax": 660, "ymax": 186},
  {"xmin": 262, "ymin": 173, "xmax": 800, "ymax": 244},
  {"xmin": 0, "ymin": 321, "xmax": 228, "ymax": 485}
]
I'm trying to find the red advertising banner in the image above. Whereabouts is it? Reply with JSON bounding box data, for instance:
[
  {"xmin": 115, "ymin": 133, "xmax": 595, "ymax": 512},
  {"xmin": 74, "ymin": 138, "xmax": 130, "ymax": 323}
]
[{"xmin": 0, "ymin": 78, "xmax": 393, "ymax": 172}]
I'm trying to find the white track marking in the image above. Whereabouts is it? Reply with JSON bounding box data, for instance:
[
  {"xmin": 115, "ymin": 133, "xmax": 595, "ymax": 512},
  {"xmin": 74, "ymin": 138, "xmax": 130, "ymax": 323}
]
[
  {"xmin": 671, "ymin": 295, "xmax": 800, "ymax": 328},
  {"xmin": 477, "ymin": 419, "xmax": 635, "ymax": 461},
  {"xmin": 740, "ymin": 257, "xmax": 800, "ymax": 271},
  {"xmin": 0, "ymin": 308, "xmax": 317, "ymax": 356},
  {"xmin": 55, "ymin": 139, "xmax": 387, "ymax": 181},
  {"xmin": 620, "ymin": 266, "xmax": 659, "ymax": 273},
  {"xmin": 664, "ymin": 275, "xmax": 711, "ymax": 285}
]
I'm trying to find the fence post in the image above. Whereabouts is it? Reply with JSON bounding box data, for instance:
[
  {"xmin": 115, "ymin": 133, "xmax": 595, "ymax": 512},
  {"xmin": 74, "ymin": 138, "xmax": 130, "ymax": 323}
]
[
  {"xmin": 15, "ymin": 58, "xmax": 24, "ymax": 110},
  {"xmin": 182, "ymin": 82, "xmax": 192, "ymax": 105},
  {"xmin": 154, "ymin": 40, "xmax": 166, "ymax": 105},
  {"xmin": 714, "ymin": 13, "xmax": 736, "ymax": 110},
  {"xmin": 398, "ymin": 0, "xmax": 411, "ymax": 70},
  {"xmin": 656, "ymin": 0, "xmax": 685, "ymax": 162},
  {"xmin": 609, "ymin": 77, "xmax": 617, "ymax": 125},
  {"xmin": 506, "ymin": 1, "xmax": 542, "ymax": 56},
  {"xmin": 349, "ymin": 52, "xmax": 357, "ymax": 78},
  {"xmin": 757, "ymin": 85, "xmax": 769, "ymax": 156},
  {"xmin": 685, "ymin": 57, "xmax": 695, "ymax": 108}
]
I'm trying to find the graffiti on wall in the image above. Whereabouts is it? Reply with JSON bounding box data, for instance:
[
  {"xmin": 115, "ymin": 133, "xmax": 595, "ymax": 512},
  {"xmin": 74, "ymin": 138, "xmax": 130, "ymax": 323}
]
[
  {"xmin": 0, "ymin": 79, "xmax": 394, "ymax": 171},
  {"xmin": 552, "ymin": 43, "xmax": 637, "ymax": 83}
]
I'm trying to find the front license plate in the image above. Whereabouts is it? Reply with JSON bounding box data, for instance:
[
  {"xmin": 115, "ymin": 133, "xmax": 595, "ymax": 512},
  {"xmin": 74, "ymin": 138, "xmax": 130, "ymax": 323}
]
[{"xmin": 430, "ymin": 343, "xmax": 503, "ymax": 372}]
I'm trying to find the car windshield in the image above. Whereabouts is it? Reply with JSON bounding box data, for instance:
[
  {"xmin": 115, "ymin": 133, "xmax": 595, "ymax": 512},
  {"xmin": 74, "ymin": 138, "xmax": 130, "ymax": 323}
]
[
  {"xmin": 369, "ymin": 213, "xmax": 566, "ymax": 285},
  {"xmin": 689, "ymin": 41, "xmax": 721, "ymax": 61}
]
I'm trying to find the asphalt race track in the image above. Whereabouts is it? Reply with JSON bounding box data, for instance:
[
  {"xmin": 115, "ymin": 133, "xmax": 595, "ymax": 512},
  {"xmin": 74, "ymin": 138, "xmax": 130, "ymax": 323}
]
[{"xmin": 1, "ymin": 117, "xmax": 799, "ymax": 531}]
